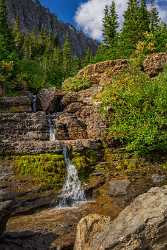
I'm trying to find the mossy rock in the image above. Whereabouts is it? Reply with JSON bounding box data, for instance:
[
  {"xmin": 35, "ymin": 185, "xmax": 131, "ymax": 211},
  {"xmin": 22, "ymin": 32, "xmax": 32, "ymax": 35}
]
[
  {"xmin": 72, "ymin": 149, "xmax": 100, "ymax": 181},
  {"xmin": 15, "ymin": 153, "xmax": 66, "ymax": 190}
]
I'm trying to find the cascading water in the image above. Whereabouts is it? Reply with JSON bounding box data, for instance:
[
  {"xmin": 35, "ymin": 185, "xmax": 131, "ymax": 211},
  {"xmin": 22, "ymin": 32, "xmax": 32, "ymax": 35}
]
[
  {"xmin": 32, "ymin": 95, "xmax": 37, "ymax": 112},
  {"xmin": 58, "ymin": 146, "xmax": 86, "ymax": 207},
  {"xmin": 48, "ymin": 115, "xmax": 56, "ymax": 142}
]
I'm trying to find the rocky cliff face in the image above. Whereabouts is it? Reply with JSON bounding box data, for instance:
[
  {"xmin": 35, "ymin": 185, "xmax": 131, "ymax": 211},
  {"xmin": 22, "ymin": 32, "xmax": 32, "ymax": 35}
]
[{"xmin": 6, "ymin": 0, "xmax": 97, "ymax": 56}]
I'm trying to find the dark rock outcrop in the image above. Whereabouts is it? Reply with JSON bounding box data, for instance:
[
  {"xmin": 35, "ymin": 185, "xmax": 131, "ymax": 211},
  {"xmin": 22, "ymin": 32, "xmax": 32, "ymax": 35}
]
[
  {"xmin": 0, "ymin": 190, "xmax": 15, "ymax": 237},
  {"xmin": 0, "ymin": 96, "xmax": 32, "ymax": 113},
  {"xmin": 37, "ymin": 88, "xmax": 63, "ymax": 113},
  {"xmin": 6, "ymin": 0, "xmax": 97, "ymax": 56},
  {"xmin": 75, "ymin": 185, "xmax": 167, "ymax": 250}
]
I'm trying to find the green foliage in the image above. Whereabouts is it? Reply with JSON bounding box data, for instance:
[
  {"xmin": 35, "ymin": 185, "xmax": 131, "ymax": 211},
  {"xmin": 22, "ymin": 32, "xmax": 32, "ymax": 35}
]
[
  {"xmin": 0, "ymin": 0, "xmax": 16, "ymax": 60},
  {"xmin": 103, "ymin": 1, "xmax": 118, "ymax": 46},
  {"xmin": 72, "ymin": 150, "xmax": 98, "ymax": 181},
  {"xmin": 82, "ymin": 48, "xmax": 93, "ymax": 67},
  {"xmin": 15, "ymin": 154, "xmax": 65, "ymax": 189},
  {"xmin": 96, "ymin": 0, "xmax": 160, "ymax": 61},
  {"xmin": 63, "ymin": 76, "xmax": 91, "ymax": 92},
  {"xmin": 63, "ymin": 38, "xmax": 72, "ymax": 78},
  {"xmin": 100, "ymin": 67, "xmax": 167, "ymax": 155},
  {"xmin": 149, "ymin": 0, "xmax": 160, "ymax": 32},
  {"xmin": 121, "ymin": 0, "xmax": 150, "ymax": 57},
  {"xmin": 16, "ymin": 59, "xmax": 46, "ymax": 92}
]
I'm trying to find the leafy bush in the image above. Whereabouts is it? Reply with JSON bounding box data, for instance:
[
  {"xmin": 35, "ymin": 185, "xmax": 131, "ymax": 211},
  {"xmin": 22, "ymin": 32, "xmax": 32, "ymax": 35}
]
[
  {"xmin": 63, "ymin": 76, "xmax": 91, "ymax": 92},
  {"xmin": 100, "ymin": 66, "xmax": 167, "ymax": 155}
]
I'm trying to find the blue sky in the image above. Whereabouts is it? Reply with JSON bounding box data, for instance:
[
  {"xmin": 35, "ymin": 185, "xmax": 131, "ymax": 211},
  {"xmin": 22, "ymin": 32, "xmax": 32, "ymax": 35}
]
[
  {"xmin": 39, "ymin": 0, "xmax": 167, "ymax": 40},
  {"xmin": 40, "ymin": 0, "xmax": 86, "ymax": 24}
]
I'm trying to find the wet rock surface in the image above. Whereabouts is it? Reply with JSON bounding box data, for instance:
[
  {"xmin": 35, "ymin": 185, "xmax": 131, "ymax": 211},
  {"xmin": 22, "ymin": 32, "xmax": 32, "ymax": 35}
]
[{"xmin": 3, "ymin": 202, "xmax": 97, "ymax": 250}]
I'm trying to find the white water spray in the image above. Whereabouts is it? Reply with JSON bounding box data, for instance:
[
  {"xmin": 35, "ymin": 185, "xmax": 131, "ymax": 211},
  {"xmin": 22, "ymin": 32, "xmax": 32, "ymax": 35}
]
[
  {"xmin": 48, "ymin": 115, "xmax": 56, "ymax": 142},
  {"xmin": 58, "ymin": 146, "xmax": 86, "ymax": 207}
]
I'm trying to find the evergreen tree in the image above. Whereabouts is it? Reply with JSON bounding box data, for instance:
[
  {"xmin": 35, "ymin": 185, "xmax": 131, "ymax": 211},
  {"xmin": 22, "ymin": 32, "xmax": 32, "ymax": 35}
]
[
  {"xmin": 103, "ymin": 1, "xmax": 118, "ymax": 46},
  {"xmin": 83, "ymin": 48, "xmax": 93, "ymax": 66},
  {"xmin": 121, "ymin": 0, "xmax": 139, "ymax": 54},
  {"xmin": 63, "ymin": 37, "xmax": 72, "ymax": 78},
  {"xmin": 22, "ymin": 34, "xmax": 32, "ymax": 59},
  {"xmin": 121, "ymin": 0, "xmax": 149, "ymax": 56},
  {"xmin": 12, "ymin": 17, "xmax": 23, "ymax": 55},
  {"xmin": 0, "ymin": 0, "xmax": 14, "ymax": 59},
  {"xmin": 149, "ymin": 0, "xmax": 160, "ymax": 31},
  {"xmin": 138, "ymin": 0, "xmax": 150, "ymax": 36}
]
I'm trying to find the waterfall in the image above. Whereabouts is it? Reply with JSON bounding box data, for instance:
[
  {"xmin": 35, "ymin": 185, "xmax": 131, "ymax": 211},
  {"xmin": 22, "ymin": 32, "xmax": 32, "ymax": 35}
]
[
  {"xmin": 32, "ymin": 95, "xmax": 37, "ymax": 112},
  {"xmin": 48, "ymin": 115, "xmax": 56, "ymax": 142},
  {"xmin": 58, "ymin": 146, "xmax": 86, "ymax": 207}
]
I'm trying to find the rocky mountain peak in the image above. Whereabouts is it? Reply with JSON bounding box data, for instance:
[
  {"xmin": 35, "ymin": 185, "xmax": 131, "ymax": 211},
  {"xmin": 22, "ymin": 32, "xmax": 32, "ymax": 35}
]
[{"xmin": 5, "ymin": 0, "xmax": 97, "ymax": 56}]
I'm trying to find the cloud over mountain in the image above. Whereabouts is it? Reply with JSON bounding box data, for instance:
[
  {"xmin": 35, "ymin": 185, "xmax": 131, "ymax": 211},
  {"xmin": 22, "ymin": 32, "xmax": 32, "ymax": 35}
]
[{"xmin": 75, "ymin": 0, "xmax": 167, "ymax": 40}]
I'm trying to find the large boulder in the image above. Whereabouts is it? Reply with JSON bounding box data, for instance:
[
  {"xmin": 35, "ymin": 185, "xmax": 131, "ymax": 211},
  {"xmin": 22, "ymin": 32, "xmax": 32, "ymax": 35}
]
[
  {"xmin": 143, "ymin": 52, "xmax": 167, "ymax": 77},
  {"xmin": 74, "ymin": 185, "xmax": 167, "ymax": 250},
  {"xmin": 37, "ymin": 88, "xmax": 64, "ymax": 113},
  {"xmin": 77, "ymin": 59, "xmax": 129, "ymax": 85},
  {"xmin": 62, "ymin": 85, "xmax": 106, "ymax": 139}
]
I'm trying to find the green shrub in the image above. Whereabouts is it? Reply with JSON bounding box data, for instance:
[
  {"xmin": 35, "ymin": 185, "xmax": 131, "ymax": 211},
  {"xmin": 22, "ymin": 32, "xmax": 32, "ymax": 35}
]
[
  {"xmin": 100, "ymin": 66, "xmax": 167, "ymax": 155},
  {"xmin": 63, "ymin": 77, "xmax": 91, "ymax": 92}
]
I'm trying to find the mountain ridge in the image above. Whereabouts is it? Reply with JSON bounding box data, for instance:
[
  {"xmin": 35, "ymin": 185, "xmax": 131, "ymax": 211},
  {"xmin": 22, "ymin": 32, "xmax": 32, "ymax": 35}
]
[{"xmin": 5, "ymin": 0, "xmax": 97, "ymax": 56}]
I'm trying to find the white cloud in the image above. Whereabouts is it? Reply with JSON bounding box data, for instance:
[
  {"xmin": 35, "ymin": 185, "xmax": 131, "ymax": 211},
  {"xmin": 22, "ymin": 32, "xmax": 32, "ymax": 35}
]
[
  {"xmin": 75, "ymin": 0, "xmax": 167, "ymax": 40},
  {"xmin": 75, "ymin": 0, "xmax": 128, "ymax": 40}
]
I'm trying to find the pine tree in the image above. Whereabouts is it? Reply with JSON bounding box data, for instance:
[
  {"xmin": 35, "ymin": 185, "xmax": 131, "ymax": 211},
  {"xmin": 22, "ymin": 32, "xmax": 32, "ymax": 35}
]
[
  {"xmin": 22, "ymin": 34, "xmax": 32, "ymax": 59},
  {"xmin": 138, "ymin": 0, "xmax": 150, "ymax": 37},
  {"xmin": 83, "ymin": 48, "xmax": 93, "ymax": 66},
  {"xmin": 12, "ymin": 17, "xmax": 24, "ymax": 56},
  {"xmin": 121, "ymin": 0, "xmax": 149, "ymax": 55},
  {"xmin": 149, "ymin": 0, "xmax": 160, "ymax": 31},
  {"xmin": 121, "ymin": 0, "xmax": 139, "ymax": 51},
  {"xmin": 63, "ymin": 37, "xmax": 72, "ymax": 78},
  {"xmin": 103, "ymin": 1, "xmax": 118, "ymax": 46},
  {"xmin": 0, "ymin": 0, "xmax": 14, "ymax": 59}
]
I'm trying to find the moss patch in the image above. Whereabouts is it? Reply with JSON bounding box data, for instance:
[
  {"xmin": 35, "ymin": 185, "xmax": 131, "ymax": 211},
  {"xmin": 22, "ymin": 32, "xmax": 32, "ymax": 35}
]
[
  {"xmin": 72, "ymin": 150, "xmax": 100, "ymax": 181},
  {"xmin": 15, "ymin": 153, "xmax": 66, "ymax": 190}
]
